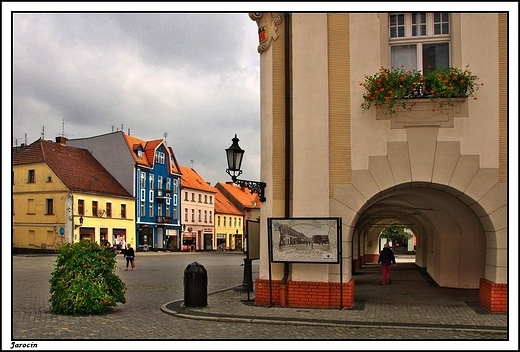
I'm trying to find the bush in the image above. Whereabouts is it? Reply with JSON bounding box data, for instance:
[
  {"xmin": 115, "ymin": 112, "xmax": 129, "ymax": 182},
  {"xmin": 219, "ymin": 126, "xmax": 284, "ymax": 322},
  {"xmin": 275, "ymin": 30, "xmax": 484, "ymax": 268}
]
[{"xmin": 49, "ymin": 240, "xmax": 127, "ymax": 315}]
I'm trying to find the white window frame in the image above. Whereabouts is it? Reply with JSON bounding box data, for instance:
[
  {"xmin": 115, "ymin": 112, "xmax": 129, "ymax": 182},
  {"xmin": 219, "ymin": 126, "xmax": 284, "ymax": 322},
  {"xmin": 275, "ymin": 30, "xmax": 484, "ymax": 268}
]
[{"xmin": 389, "ymin": 12, "xmax": 451, "ymax": 72}]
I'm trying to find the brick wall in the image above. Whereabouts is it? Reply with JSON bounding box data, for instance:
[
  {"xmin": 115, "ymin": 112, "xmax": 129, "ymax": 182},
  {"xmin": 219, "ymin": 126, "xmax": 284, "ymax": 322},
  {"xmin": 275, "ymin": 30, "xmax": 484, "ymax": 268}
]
[
  {"xmin": 479, "ymin": 278, "xmax": 507, "ymax": 313},
  {"xmin": 255, "ymin": 278, "xmax": 355, "ymax": 309}
]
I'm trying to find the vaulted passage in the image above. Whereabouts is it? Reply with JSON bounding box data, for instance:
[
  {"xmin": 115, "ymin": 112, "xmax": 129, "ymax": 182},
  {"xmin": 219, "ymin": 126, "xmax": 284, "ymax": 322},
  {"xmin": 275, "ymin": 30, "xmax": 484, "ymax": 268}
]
[{"xmin": 354, "ymin": 183, "xmax": 486, "ymax": 289}]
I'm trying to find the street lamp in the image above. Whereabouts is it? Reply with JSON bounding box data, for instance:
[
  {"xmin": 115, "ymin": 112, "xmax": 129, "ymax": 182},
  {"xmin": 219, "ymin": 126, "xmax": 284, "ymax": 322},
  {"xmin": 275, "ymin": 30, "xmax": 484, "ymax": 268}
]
[
  {"xmin": 225, "ymin": 134, "xmax": 266, "ymax": 202},
  {"xmin": 75, "ymin": 215, "xmax": 83, "ymax": 229}
]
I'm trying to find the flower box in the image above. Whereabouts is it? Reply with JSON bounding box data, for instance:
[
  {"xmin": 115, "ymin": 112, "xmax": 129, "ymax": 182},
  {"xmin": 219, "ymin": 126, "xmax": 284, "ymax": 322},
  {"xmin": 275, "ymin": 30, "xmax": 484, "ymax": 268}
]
[{"xmin": 361, "ymin": 65, "xmax": 481, "ymax": 115}]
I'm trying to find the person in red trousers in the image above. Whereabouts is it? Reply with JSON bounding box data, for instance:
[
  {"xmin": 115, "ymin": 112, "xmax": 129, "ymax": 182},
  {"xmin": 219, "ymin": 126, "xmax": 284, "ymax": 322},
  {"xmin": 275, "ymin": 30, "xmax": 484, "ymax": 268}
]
[{"xmin": 378, "ymin": 242, "xmax": 396, "ymax": 284}]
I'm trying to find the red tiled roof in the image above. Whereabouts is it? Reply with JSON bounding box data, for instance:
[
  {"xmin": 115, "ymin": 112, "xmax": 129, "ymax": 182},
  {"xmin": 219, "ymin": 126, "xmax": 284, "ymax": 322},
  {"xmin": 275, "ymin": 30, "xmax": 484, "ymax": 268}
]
[
  {"xmin": 213, "ymin": 187, "xmax": 243, "ymax": 215},
  {"xmin": 122, "ymin": 133, "xmax": 181, "ymax": 176},
  {"xmin": 122, "ymin": 133, "xmax": 150, "ymax": 167},
  {"xmin": 13, "ymin": 139, "xmax": 132, "ymax": 197},
  {"xmin": 179, "ymin": 166, "xmax": 215, "ymax": 193},
  {"xmin": 215, "ymin": 182, "xmax": 260, "ymax": 209}
]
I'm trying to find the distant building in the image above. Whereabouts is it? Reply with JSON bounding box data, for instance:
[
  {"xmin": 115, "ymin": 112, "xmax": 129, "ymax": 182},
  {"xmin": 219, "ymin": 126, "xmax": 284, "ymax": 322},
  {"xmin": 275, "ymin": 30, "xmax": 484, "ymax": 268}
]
[
  {"xmin": 214, "ymin": 182, "xmax": 261, "ymax": 239},
  {"xmin": 13, "ymin": 137, "xmax": 135, "ymax": 251},
  {"xmin": 213, "ymin": 187, "xmax": 244, "ymax": 250},
  {"xmin": 179, "ymin": 166, "xmax": 216, "ymax": 251},
  {"xmin": 68, "ymin": 131, "xmax": 182, "ymax": 251}
]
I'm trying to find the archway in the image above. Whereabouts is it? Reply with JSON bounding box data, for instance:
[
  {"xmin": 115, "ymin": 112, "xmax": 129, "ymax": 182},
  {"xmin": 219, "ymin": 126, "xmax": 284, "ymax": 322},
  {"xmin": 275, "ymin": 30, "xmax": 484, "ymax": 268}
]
[{"xmin": 353, "ymin": 183, "xmax": 486, "ymax": 289}]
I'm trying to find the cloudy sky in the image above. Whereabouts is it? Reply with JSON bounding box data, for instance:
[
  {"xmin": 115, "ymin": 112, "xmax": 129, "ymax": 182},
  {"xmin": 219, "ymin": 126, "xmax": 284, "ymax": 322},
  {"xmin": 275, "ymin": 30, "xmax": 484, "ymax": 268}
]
[{"xmin": 8, "ymin": 6, "xmax": 262, "ymax": 185}]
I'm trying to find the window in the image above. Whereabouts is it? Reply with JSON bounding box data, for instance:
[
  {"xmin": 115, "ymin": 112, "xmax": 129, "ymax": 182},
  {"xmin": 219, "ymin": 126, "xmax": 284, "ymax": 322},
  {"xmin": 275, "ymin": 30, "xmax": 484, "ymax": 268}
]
[
  {"xmin": 106, "ymin": 203, "xmax": 112, "ymax": 217},
  {"xmin": 158, "ymin": 202, "xmax": 163, "ymax": 217},
  {"xmin": 173, "ymin": 179, "xmax": 179, "ymax": 193},
  {"xmin": 158, "ymin": 176, "xmax": 163, "ymax": 191},
  {"xmin": 121, "ymin": 204, "xmax": 126, "ymax": 219},
  {"xmin": 92, "ymin": 201, "xmax": 98, "ymax": 217},
  {"xmin": 166, "ymin": 178, "xmax": 171, "ymax": 191},
  {"xmin": 191, "ymin": 193, "xmax": 195, "ymax": 201},
  {"xmin": 45, "ymin": 198, "xmax": 54, "ymax": 215},
  {"xmin": 165, "ymin": 203, "xmax": 170, "ymax": 217},
  {"xmin": 149, "ymin": 175, "xmax": 154, "ymax": 190},
  {"xmin": 198, "ymin": 194, "xmax": 202, "ymax": 203},
  {"xmin": 149, "ymin": 202, "xmax": 154, "ymax": 218},
  {"xmin": 155, "ymin": 151, "xmax": 165, "ymax": 164},
  {"xmin": 184, "ymin": 191, "xmax": 189, "ymax": 201},
  {"xmin": 27, "ymin": 199, "xmax": 35, "ymax": 214},
  {"xmin": 209, "ymin": 195, "xmax": 213, "ymax": 204},
  {"xmin": 149, "ymin": 190, "xmax": 154, "ymax": 203},
  {"xmin": 224, "ymin": 216, "xmax": 226, "ymax": 227},
  {"xmin": 137, "ymin": 149, "xmax": 143, "ymax": 158},
  {"xmin": 209, "ymin": 211, "xmax": 212, "ymax": 223},
  {"xmin": 28, "ymin": 170, "xmax": 35, "ymax": 183},
  {"xmin": 78, "ymin": 199, "xmax": 85, "ymax": 215},
  {"xmin": 185, "ymin": 208, "xmax": 189, "ymax": 222},
  {"xmin": 204, "ymin": 210, "xmax": 207, "ymax": 223},
  {"xmin": 389, "ymin": 13, "xmax": 450, "ymax": 72},
  {"xmin": 191, "ymin": 209, "xmax": 195, "ymax": 222},
  {"xmin": 198, "ymin": 210, "xmax": 201, "ymax": 222},
  {"xmin": 140, "ymin": 171, "xmax": 146, "ymax": 188},
  {"xmin": 217, "ymin": 216, "xmax": 221, "ymax": 227},
  {"xmin": 141, "ymin": 201, "xmax": 145, "ymax": 217},
  {"xmin": 204, "ymin": 195, "xmax": 208, "ymax": 204}
]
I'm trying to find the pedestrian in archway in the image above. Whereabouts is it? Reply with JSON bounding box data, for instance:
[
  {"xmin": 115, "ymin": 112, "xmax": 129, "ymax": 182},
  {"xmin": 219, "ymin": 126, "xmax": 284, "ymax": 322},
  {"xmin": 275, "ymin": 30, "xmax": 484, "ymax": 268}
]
[{"xmin": 378, "ymin": 242, "xmax": 396, "ymax": 284}]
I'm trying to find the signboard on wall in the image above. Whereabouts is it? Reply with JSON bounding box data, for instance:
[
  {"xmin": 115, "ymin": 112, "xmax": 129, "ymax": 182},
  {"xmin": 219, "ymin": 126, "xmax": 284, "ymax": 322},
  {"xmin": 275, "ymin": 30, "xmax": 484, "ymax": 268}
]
[
  {"xmin": 246, "ymin": 220, "xmax": 260, "ymax": 260},
  {"xmin": 268, "ymin": 217, "xmax": 341, "ymax": 263}
]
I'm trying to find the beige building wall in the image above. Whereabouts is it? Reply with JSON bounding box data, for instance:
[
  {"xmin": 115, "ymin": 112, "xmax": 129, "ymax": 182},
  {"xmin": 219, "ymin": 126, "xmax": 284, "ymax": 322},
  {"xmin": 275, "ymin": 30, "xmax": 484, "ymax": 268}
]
[{"xmin": 254, "ymin": 13, "xmax": 507, "ymax": 302}]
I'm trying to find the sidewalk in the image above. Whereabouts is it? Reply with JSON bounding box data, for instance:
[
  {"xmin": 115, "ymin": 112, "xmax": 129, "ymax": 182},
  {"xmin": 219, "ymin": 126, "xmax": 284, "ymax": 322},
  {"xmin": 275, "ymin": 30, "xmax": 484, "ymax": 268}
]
[{"xmin": 162, "ymin": 262, "xmax": 508, "ymax": 333}]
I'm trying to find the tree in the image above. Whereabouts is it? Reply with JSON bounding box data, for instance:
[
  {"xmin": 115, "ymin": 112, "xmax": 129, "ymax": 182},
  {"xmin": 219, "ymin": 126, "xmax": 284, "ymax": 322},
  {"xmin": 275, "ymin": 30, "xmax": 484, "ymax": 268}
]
[{"xmin": 380, "ymin": 222, "xmax": 413, "ymax": 249}]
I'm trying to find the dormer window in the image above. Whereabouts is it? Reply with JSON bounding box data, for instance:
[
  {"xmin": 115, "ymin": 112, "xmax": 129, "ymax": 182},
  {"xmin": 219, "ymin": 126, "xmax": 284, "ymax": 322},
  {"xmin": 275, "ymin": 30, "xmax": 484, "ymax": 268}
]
[{"xmin": 155, "ymin": 151, "xmax": 165, "ymax": 164}]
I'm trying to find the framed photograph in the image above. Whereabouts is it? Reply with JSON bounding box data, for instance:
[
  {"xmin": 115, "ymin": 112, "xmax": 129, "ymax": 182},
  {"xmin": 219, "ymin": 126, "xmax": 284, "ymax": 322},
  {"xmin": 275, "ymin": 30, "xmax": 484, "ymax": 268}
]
[{"xmin": 268, "ymin": 217, "xmax": 341, "ymax": 263}]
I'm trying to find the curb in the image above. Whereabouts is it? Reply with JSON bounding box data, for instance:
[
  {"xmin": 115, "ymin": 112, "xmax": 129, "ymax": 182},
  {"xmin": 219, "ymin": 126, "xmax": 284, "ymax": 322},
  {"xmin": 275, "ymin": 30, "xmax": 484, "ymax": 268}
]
[{"xmin": 160, "ymin": 287, "xmax": 508, "ymax": 334}]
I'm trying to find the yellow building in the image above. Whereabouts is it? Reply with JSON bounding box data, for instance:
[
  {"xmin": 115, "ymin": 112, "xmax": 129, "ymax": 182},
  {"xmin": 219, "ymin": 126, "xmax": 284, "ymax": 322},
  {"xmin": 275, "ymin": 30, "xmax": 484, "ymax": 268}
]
[
  {"xmin": 13, "ymin": 137, "xmax": 135, "ymax": 252},
  {"xmin": 213, "ymin": 187, "xmax": 244, "ymax": 250}
]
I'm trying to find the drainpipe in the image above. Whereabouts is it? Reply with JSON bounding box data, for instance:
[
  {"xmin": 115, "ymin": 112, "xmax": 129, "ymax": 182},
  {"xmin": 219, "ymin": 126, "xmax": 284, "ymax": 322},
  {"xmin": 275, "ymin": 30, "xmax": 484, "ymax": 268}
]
[{"xmin": 281, "ymin": 12, "xmax": 291, "ymax": 285}]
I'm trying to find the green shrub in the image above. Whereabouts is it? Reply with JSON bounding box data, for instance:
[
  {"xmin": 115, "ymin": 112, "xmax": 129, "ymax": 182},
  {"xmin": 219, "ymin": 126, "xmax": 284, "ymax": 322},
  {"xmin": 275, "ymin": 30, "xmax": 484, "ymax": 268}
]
[{"xmin": 49, "ymin": 240, "xmax": 126, "ymax": 315}]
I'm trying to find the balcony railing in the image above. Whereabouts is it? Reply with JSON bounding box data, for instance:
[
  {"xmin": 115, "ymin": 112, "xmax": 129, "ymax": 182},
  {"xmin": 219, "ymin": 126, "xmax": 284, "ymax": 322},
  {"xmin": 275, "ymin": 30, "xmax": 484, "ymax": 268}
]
[
  {"xmin": 155, "ymin": 188, "xmax": 172, "ymax": 199},
  {"xmin": 156, "ymin": 216, "xmax": 173, "ymax": 224}
]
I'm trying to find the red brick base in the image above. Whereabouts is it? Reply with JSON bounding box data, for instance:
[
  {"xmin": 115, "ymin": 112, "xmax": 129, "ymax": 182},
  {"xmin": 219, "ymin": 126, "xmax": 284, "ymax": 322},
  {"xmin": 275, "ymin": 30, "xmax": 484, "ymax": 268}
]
[
  {"xmin": 479, "ymin": 278, "xmax": 507, "ymax": 313},
  {"xmin": 255, "ymin": 278, "xmax": 355, "ymax": 308}
]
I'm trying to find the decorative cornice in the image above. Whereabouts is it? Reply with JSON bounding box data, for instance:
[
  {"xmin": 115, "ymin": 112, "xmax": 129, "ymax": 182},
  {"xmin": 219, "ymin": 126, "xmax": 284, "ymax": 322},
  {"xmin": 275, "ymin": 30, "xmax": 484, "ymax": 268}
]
[{"xmin": 249, "ymin": 13, "xmax": 283, "ymax": 53}]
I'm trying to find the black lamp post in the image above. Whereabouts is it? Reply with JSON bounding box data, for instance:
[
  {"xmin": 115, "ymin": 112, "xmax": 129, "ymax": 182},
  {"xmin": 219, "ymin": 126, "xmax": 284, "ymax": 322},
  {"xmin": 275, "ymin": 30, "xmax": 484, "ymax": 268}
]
[{"xmin": 225, "ymin": 134, "xmax": 266, "ymax": 202}]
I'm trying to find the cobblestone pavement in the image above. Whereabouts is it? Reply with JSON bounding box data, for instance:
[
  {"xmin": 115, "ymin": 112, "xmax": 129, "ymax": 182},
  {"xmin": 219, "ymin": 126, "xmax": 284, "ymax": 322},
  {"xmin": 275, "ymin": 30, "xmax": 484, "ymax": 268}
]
[{"xmin": 8, "ymin": 252, "xmax": 516, "ymax": 350}]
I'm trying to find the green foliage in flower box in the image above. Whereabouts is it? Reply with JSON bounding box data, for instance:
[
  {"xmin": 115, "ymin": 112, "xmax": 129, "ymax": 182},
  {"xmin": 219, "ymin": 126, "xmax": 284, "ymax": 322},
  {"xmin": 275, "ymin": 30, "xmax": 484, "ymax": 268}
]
[{"xmin": 361, "ymin": 64, "xmax": 481, "ymax": 114}]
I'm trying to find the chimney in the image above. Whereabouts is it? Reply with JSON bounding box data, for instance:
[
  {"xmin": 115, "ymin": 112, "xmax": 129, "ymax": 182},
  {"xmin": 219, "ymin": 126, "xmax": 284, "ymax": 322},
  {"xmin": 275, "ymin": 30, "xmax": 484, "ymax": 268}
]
[{"xmin": 55, "ymin": 136, "xmax": 67, "ymax": 145}]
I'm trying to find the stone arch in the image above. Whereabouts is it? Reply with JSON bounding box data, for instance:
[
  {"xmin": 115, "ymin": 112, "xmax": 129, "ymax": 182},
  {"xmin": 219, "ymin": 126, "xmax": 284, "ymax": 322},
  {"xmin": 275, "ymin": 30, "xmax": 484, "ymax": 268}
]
[{"xmin": 331, "ymin": 137, "xmax": 507, "ymax": 311}]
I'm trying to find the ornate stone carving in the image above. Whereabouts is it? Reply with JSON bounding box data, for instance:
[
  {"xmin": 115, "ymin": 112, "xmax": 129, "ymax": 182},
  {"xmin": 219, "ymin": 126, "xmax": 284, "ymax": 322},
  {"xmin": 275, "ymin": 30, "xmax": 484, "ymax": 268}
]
[{"xmin": 249, "ymin": 13, "xmax": 283, "ymax": 53}]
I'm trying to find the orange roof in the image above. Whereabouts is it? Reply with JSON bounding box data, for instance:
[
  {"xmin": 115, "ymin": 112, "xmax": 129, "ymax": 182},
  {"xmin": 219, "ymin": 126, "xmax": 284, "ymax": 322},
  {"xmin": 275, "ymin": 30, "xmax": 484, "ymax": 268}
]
[
  {"xmin": 213, "ymin": 187, "xmax": 243, "ymax": 216},
  {"xmin": 215, "ymin": 182, "xmax": 260, "ymax": 209},
  {"xmin": 122, "ymin": 132, "xmax": 181, "ymax": 175},
  {"xmin": 13, "ymin": 139, "xmax": 132, "ymax": 198},
  {"xmin": 179, "ymin": 166, "xmax": 216, "ymax": 193}
]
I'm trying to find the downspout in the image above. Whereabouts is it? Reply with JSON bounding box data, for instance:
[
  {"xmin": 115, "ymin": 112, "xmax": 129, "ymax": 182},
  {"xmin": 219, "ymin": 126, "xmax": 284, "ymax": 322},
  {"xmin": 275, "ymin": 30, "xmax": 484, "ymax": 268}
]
[{"xmin": 281, "ymin": 12, "xmax": 291, "ymax": 285}]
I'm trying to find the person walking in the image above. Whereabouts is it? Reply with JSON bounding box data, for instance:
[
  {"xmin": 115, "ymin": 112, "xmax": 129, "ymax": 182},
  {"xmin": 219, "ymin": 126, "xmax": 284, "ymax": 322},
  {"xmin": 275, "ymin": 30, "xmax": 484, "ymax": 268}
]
[
  {"xmin": 378, "ymin": 242, "xmax": 396, "ymax": 284},
  {"xmin": 125, "ymin": 243, "xmax": 135, "ymax": 271}
]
